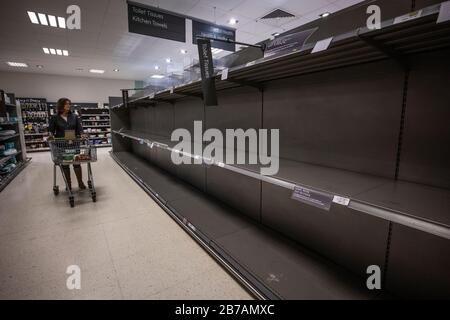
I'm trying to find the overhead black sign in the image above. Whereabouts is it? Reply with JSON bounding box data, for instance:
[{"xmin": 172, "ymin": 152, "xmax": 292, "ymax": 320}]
[
  {"xmin": 193, "ymin": 20, "xmax": 236, "ymax": 52},
  {"xmin": 264, "ymin": 28, "xmax": 317, "ymax": 58},
  {"xmin": 197, "ymin": 39, "xmax": 218, "ymax": 106},
  {"xmin": 128, "ymin": 1, "xmax": 186, "ymax": 43}
]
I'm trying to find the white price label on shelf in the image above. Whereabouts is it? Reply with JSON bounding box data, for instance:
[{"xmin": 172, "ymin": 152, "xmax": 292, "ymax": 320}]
[
  {"xmin": 394, "ymin": 10, "xmax": 422, "ymax": 25},
  {"xmin": 149, "ymin": 93, "xmax": 155, "ymax": 99},
  {"xmin": 216, "ymin": 161, "xmax": 225, "ymax": 168},
  {"xmin": 312, "ymin": 37, "xmax": 333, "ymax": 54},
  {"xmin": 291, "ymin": 186, "xmax": 334, "ymax": 211},
  {"xmin": 332, "ymin": 196, "xmax": 351, "ymax": 206},
  {"xmin": 170, "ymin": 87, "xmax": 174, "ymax": 94},
  {"xmin": 221, "ymin": 68, "xmax": 229, "ymax": 81},
  {"xmin": 245, "ymin": 61, "xmax": 256, "ymax": 67},
  {"xmin": 437, "ymin": 1, "xmax": 450, "ymax": 23}
]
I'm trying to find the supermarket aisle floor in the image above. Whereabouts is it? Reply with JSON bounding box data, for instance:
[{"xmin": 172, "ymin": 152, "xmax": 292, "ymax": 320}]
[{"xmin": 0, "ymin": 148, "xmax": 253, "ymax": 300}]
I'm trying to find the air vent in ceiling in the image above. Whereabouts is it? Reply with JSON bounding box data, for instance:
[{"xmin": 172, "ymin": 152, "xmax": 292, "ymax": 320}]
[{"xmin": 260, "ymin": 9, "xmax": 295, "ymax": 20}]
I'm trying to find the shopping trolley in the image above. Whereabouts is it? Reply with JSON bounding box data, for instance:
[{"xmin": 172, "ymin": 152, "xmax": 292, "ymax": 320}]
[{"xmin": 48, "ymin": 138, "xmax": 97, "ymax": 207}]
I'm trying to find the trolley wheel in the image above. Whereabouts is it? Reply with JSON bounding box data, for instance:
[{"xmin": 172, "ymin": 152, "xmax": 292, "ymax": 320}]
[
  {"xmin": 53, "ymin": 186, "xmax": 59, "ymax": 196},
  {"xmin": 69, "ymin": 196, "xmax": 75, "ymax": 208},
  {"xmin": 91, "ymin": 192, "xmax": 97, "ymax": 203}
]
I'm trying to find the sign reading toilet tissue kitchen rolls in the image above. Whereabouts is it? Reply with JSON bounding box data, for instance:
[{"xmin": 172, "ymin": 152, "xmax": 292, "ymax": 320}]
[{"xmin": 128, "ymin": 1, "xmax": 186, "ymax": 43}]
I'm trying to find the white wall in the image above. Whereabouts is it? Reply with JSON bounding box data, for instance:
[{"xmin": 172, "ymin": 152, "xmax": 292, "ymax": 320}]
[{"xmin": 0, "ymin": 71, "xmax": 134, "ymax": 103}]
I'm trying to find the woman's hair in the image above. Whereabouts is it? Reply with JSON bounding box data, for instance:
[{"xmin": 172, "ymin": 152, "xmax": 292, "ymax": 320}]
[{"xmin": 56, "ymin": 98, "xmax": 71, "ymax": 114}]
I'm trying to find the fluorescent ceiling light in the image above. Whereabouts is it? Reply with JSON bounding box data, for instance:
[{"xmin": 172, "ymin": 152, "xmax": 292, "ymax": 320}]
[
  {"xmin": 180, "ymin": 49, "xmax": 187, "ymax": 54},
  {"xmin": 272, "ymin": 32, "xmax": 280, "ymax": 37},
  {"xmin": 89, "ymin": 69, "xmax": 105, "ymax": 74},
  {"xmin": 57, "ymin": 17, "xmax": 66, "ymax": 28},
  {"xmin": 7, "ymin": 62, "xmax": 28, "ymax": 67},
  {"xmin": 113, "ymin": 68, "xmax": 120, "ymax": 72},
  {"xmin": 48, "ymin": 15, "xmax": 57, "ymax": 27},
  {"xmin": 151, "ymin": 75, "xmax": 164, "ymax": 79},
  {"xmin": 320, "ymin": 12, "xmax": 331, "ymax": 18},
  {"xmin": 38, "ymin": 13, "xmax": 48, "ymax": 26},
  {"xmin": 166, "ymin": 58, "xmax": 171, "ymax": 63},
  {"xmin": 44, "ymin": 48, "xmax": 68, "ymax": 56},
  {"xmin": 27, "ymin": 11, "xmax": 39, "ymax": 24},
  {"xmin": 154, "ymin": 65, "xmax": 159, "ymax": 70},
  {"xmin": 228, "ymin": 18, "xmax": 238, "ymax": 25}
]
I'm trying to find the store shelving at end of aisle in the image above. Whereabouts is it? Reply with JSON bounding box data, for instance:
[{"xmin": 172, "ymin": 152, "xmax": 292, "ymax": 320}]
[{"xmin": 0, "ymin": 160, "xmax": 30, "ymax": 192}]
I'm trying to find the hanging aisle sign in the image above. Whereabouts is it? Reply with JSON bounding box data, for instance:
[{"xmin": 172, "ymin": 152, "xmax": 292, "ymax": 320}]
[
  {"xmin": 127, "ymin": 1, "xmax": 186, "ymax": 43},
  {"xmin": 197, "ymin": 39, "xmax": 218, "ymax": 106},
  {"xmin": 264, "ymin": 28, "xmax": 317, "ymax": 58},
  {"xmin": 192, "ymin": 20, "xmax": 236, "ymax": 52}
]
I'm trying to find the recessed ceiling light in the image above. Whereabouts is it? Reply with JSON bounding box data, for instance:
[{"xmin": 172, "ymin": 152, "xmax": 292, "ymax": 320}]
[
  {"xmin": 57, "ymin": 17, "xmax": 66, "ymax": 28},
  {"xmin": 37, "ymin": 13, "xmax": 48, "ymax": 26},
  {"xmin": 180, "ymin": 49, "xmax": 187, "ymax": 54},
  {"xmin": 166, "ymin": 58, "xmax": 171, "ymax": 63},
  {"xmin": 48, "ymin": 15, "xmax": 57, "ymax": 27},
  {"xmin": 7, "ymin": 62, "xmax": 28, "ymax": 67},
  {"xmin": 113, "ymin": 68, "xmax": 120, "ymax": 72},
  {"xmin": 320, "ymin": 12, "xmax": 331, "ymax": 18},
  {"xmin": 44, "ymin": 48, "xmax": 68, "ymax": 56},
  {"xmin": 27, "ymin": 11, "xmax": 67, "ymax": 29},
  {"xmin": 36, "ymin": 65, "xmax": 44, "ymax": 69},
  {"xmin": 27, "ymin": 11, "xmax": 39, "ymax": 24},
  {"xmin": 89, "ymin": 69, "xmax": 105, "ymax": 74},
  {"xmin": 228, "ymin": 18, "xmax": 238, "ymax": 25},
  {"xmin": 151, "ymin": 75, "xmax": 164, "ymax": 79},
  {"xmin": 154, "ymin": 65, "xmax": 159, "ymax": 70}
]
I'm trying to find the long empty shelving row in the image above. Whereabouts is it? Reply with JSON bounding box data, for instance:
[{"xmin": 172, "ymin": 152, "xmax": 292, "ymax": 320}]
[
  {"xmin": 110, "ymin": 1, "xmax": 450, "ymax": 299},
  {"xmin": 111, "ymin": 150, "xmax": 383, "ymax": 300},
  {"xmin": 112, "ymin": 129, "xmax": 450, "ymax": 238}
]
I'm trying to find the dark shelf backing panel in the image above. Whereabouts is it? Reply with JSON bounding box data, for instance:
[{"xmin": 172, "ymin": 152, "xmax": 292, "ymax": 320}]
[
  {"xmin": 113, "ymin": 151, "xmax": 204, "ymax": 204},
  {"xmin": 212, "ymin": 226, "xmax": 379, "ymax": 300},
  {"xmin": 386, "ymin": 223, "xmax": 450, "ymax": 299},
  {"xmin": 262, "ymin": 182, "xmax": 390, "ymax": 279},
  {"xmin": 174, "ymin": 97, "xmax": 205, "ymax": 143},
  {"xmin": 416, "ymin": 0, "xmax": 446, "ymax": 8},
  {"xmin": 206, "ymin": 165, "xmax": 261, "ymax": 223},
  {"xmin": 205, "ymin": 87, "xmax": 263, "ymax": 139},
  {"xmin": 110, "ymin": 103, "xmax": 131, "ymax": 153},
  {"xmin": 399, "ymin": 49, "xmax": 450, "ymax": 189},
  {"xmin": 263, "ymin": 60, "xmax": 404, "ymax": 178},
  {"xmin": 355, "ymin": 181, "xmax": 450, "ymax": 228}
]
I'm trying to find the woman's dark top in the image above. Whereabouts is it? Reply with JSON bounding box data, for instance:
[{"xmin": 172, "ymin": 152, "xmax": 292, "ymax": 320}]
[{"xmin": 48, "ymin": 113, "xmax": 83, "ymax": 138}]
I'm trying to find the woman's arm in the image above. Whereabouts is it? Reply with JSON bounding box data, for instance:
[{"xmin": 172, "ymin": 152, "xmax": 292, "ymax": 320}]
[{"xmin": 48, "ymin": 115, "xmax": 56, "ymax": 136}]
